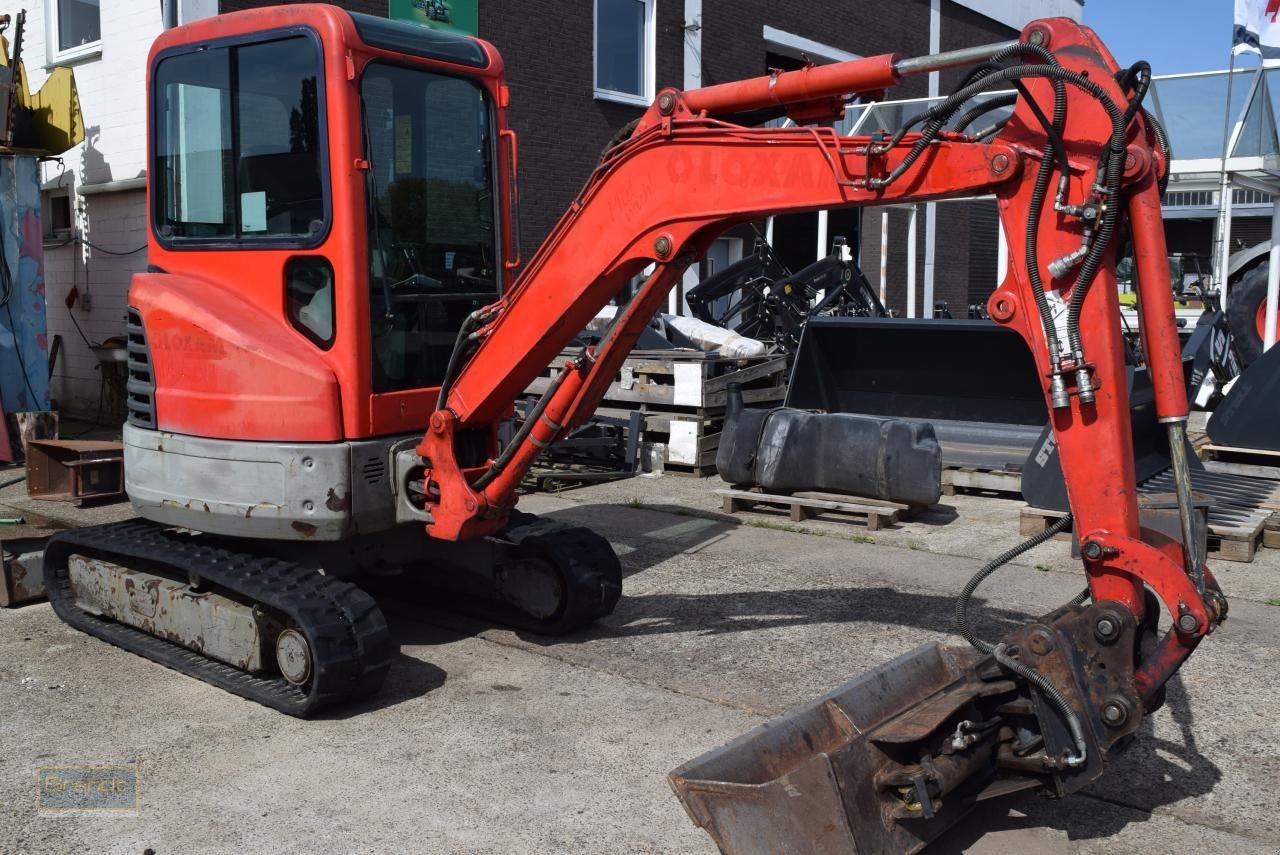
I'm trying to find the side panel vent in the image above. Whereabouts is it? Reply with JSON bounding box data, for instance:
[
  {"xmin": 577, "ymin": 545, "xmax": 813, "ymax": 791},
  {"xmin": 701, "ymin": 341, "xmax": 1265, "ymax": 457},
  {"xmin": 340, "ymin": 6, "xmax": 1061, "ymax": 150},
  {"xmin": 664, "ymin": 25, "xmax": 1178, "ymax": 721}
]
[
  {"xmin": 126, "ymin": 308, "xmax": 158, "ymax": 429},
  {"xmin": 361, "ymin": 456, "xmax": 386, "ymax": 485}
]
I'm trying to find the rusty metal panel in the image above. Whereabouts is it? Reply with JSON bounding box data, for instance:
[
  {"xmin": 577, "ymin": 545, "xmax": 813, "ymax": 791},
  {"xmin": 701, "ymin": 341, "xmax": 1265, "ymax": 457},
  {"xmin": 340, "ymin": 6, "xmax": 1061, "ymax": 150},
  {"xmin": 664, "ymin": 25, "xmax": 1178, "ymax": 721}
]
[
  {"xmin": 0, "ymin": 539, "xmax": 47, "ymax": 606},
  {"xmin": 26, "ymin": 440, "xmax": 125, "ymax": 504},
  {"xmin": 67, "ymin": 554, "xmax": 266, "ymax": 671}
]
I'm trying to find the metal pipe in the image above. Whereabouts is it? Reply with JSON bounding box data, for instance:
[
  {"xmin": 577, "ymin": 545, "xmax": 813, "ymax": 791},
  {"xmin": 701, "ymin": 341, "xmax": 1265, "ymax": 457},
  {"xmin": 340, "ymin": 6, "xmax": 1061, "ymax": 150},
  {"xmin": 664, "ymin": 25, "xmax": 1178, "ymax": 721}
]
[
  {"xmin": 906, "ymin": 205, "xmax": 918, "ymax": 318},
  {"xmin": 893, "ymin": 40, "xmax": 1021, "ymax": 79},
  {"xmin": 680, "ymin": 52, "xmax": 900, "ymax": 116},
  {"xmin": 1166, "ymin": 420, "xmax": 1205, "ymax": 594},
  {"xmin": 162, "ymin": 0, "xmax": 178, "ymax": 29},
  {"xmin": 1266, "ymin": 194, "xmax": 1280, "ymax": 350}
]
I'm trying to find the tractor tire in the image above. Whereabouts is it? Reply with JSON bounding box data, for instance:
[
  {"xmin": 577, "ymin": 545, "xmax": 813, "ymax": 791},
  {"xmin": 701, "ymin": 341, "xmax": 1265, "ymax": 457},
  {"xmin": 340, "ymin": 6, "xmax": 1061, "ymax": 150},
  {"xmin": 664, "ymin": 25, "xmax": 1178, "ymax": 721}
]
[{"xmin": 1228, "ymin": 263, "xmax": 1280, "ymax": 366}]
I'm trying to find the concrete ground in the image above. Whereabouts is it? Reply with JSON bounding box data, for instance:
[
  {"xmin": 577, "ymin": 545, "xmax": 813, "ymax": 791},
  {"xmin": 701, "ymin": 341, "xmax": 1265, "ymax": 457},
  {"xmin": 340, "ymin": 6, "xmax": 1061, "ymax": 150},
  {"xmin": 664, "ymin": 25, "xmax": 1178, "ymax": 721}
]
[{"xmin": 1, "ymin": 467, "xmax": 1278, "ymax": 854}]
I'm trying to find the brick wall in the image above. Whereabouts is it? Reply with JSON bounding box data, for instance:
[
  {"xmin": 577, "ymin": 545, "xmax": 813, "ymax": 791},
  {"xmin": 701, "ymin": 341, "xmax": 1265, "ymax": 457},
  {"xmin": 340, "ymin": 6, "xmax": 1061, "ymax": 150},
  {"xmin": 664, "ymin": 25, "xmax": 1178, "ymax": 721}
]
[{"xmin": 479, "ymin": 0, "xmax": 685, "ymax": 259}]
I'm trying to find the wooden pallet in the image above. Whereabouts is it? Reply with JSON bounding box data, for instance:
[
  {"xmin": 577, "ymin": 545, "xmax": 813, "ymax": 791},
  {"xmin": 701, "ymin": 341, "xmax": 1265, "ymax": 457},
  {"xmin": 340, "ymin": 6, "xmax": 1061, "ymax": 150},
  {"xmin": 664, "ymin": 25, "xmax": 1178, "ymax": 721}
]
[
  {"xmin": 941, "ymin": 466, "xmax": 1023, "ymax": 497},
  {"xmin": 1019, "ymin": 504, "xmax": 1267, "ymax": 563},
  {"xmin": 524, "ymin": 350, "xmax": 786, "ymax": 476},
  {"xmin": 1201, "ymin": 443, "xmax": 1280, "ymax": 474},
  {"xmin": 716, "ymin": 488, "xmax": 908, "ymax": 530},
  {"xmin": 1266, "ymin": 512, "xmax": 1280, "ymax": 550},
  {"xmin": 526, "ymin": 350, "xmax": 787, "ymax": 413}
]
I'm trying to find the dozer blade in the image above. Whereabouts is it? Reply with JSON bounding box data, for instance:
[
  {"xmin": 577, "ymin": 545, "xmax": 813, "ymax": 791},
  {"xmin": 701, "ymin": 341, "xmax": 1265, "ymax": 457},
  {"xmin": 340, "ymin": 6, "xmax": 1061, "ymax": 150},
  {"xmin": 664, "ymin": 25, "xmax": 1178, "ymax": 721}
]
[{"xmin": 670, "ymin": 603, "xmax": 1148, "ymax": 855}]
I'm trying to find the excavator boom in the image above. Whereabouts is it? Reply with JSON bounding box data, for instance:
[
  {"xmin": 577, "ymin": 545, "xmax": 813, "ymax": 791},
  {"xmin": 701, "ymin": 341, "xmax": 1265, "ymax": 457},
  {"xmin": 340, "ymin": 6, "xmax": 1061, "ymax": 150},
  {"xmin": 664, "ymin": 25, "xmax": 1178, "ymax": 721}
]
[{"xmin": 417, "ymin": 16, "xmax": 1227, "ymax": 852}]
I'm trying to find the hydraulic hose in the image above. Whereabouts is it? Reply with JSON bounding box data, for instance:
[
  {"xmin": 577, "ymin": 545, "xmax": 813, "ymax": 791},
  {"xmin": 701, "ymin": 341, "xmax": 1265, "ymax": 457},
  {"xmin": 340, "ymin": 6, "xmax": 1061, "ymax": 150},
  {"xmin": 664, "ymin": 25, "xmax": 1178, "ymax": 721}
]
[
  {"xmin": 468, "ymin": 358, "xmax": 574, "ymax": 493},
  {"xmin": 872, "ymin": 45, "xmax": 1069, "ymax": 365},
  {"xmin": 434, "ymin": 307, "xmax": 491, "ymax": 412},
  {"xmin": 953, "ymin": 513, "xmax": 1089, "ymax": 768},
  {"xmin": 1143, "ymin": 108, "xmax": 1172, "ymax": 193},
  {"xmin": 953, "ymin": 93, "xmax": 1017, "ymax": 133}
]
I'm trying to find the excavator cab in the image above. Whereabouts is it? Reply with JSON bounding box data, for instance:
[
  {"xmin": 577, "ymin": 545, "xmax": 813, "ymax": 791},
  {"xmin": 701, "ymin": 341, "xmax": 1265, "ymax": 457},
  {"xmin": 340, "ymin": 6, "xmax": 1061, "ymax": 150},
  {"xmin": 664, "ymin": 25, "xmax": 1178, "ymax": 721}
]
[
  {"xmin": 131, "ymin": 7, "xmax": 516, "ymax": 537},
  {"xmin": 45, "ymin": 6, "xmax": 620, "ymax": 719}
]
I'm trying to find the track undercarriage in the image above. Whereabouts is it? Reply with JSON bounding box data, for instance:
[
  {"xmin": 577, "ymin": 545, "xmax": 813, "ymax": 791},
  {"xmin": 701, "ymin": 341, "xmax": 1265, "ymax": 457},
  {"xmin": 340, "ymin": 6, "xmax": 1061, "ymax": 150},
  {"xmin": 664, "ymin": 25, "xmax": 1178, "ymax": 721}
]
[{"xmin": 44, "ymin": 514, "xmax": 621, "ymax": 716}]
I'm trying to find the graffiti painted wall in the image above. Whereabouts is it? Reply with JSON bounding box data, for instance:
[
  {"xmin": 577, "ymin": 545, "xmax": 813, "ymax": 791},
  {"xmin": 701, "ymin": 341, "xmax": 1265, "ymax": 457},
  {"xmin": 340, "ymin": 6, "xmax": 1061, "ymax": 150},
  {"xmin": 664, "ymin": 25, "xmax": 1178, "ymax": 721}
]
[{"xmin": 0, "ymin": 156, "xmax": 51, "ymax": 414}]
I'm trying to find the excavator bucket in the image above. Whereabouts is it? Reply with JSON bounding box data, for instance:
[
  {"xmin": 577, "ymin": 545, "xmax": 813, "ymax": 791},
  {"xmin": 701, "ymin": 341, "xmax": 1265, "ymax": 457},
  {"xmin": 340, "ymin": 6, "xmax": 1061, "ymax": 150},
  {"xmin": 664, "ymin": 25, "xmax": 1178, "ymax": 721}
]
[
  {"xmin": 671, "ymin": 599, "xmax": 1153, "ymax": 855},
  {"xmin": 670, "ymin": 643, "xmax": 1029, "ymax": 855},
  {"xmin": 1207, "ymin": 341, "xmax": 1280, "ymax": 452}
]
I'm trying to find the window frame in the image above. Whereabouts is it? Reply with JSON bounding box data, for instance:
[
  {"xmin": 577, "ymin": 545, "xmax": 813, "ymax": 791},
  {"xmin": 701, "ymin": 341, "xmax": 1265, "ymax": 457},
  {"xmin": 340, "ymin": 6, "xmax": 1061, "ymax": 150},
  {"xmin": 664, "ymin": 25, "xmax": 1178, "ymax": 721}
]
[
  {"xmin": 593, "ymin": 0, "xmax": 655, "ymax": 107},
  {"xmin": 149, "ymin": 26, "xmax": 333, "ymax": 251},
  {"xmin": 45, "ymin": 0, "xmax": 102, "ymax": 65}
]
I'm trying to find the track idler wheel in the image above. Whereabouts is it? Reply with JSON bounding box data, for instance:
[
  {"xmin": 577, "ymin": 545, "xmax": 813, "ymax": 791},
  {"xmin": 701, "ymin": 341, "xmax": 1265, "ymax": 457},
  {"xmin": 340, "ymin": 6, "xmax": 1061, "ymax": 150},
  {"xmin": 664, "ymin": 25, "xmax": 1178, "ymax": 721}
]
[{"xmin": 494, "ymin": 513, "xmax": 623, "ymax": 635}]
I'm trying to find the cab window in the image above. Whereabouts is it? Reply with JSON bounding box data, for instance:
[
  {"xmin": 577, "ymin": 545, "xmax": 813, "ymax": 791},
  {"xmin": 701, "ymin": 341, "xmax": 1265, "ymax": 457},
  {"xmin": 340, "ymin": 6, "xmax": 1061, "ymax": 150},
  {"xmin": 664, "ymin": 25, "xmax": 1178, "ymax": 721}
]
[
  {"xmin": 153, "ymin": 34, "xmax": 328, "ymax": 244},
  {"xmin": 361, "ymin": 62, "xmax": 498, "ymax": 393}
]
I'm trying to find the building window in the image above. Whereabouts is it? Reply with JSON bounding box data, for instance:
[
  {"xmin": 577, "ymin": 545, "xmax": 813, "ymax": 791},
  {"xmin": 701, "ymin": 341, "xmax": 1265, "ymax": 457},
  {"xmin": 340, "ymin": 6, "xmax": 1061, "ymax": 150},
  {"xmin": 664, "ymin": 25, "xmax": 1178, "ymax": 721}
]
[
  {"xmin": 594, "ymin": 0, "xmax": 654, "ymax": 106},
  {"xmin": 48, "ymin": 0, "xmax": 101, "ymax": 62}
]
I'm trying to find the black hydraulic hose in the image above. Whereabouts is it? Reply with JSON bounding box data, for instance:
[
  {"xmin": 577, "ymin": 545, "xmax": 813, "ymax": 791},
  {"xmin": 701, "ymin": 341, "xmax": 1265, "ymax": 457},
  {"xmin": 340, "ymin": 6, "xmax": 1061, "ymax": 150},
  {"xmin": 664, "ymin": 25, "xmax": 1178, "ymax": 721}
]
[
  {"xmin": 469, "ymin": 360, "xmax": 574, "ymax": 493},
  {"xmin": 434, "ymin": 308, "xmax": 488, "ymax": 412},
  {"xmin": 871, "ymin": 46, "xmax": 1069, "ymax": 365},
  {"xmin": 953, "ymin": 512, "xmax": 1072, "ymax": 651},
  {"xmin": 1115, "ymin": 64, "xmax": 1171, "ymax": 192},
  {"xmin": 875, "ymin": 45, "xmax": 1065, "ymax": 189},
  {"xmin": 1061, "ymin": 63, "xmax": 1151, "ymax": 361},
  {"xmin": 1143, "ymin": 107, "xmax": 1172, "ymax": 194},
  {"xmin": 952, "ymin": 513, "xmax": 1089, "ymax": 768},
  {"xmin": 1118, "ymin": 62, "xmax": 1151, "ymax": 133},
  {"xmin": 875, "ymin": 66, "xmax": 1112, "ymax": 193},
  {"xmin": 1063, "ymin": 81, "xmax": 1130, "ymax": 358},
  {"xmin": 887, "ymin": 42, "xmax": 1062, "ymax": 149},
  {"xmin": 953, "ymin": 93, "xmax": 1018, "ymax": 133}
]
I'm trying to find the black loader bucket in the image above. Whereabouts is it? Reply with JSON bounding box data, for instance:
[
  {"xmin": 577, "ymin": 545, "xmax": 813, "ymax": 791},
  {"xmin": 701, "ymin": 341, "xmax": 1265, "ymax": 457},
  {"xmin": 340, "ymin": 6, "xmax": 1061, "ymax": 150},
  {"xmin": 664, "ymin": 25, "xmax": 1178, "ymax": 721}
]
[
  {"xmin": 786, "ymin": 318, "xmax": 1047, "ymax": 470},
  {"xmin": 669, "ymin": 643, "xmax": 1026, "ymax": 855},
  {"xmin": 1208, "ymin": 341, "xmax": 1280, "ymax": 452}
]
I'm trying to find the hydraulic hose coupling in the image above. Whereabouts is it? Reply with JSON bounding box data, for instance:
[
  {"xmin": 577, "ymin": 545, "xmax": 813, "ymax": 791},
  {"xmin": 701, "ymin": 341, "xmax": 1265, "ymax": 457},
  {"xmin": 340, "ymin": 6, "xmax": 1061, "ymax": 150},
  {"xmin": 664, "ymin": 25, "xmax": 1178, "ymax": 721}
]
[
  {"xmin": 1049, "ymin": 372, "xmax": 1070, "ymax": 409},
  {"xmin": 1075, "ymin": 366, "xmax": 1095, "ymax": 405},
  {"xmin": 1047, "ymin": 243, "xmax": 1089, "ymax": 279}
]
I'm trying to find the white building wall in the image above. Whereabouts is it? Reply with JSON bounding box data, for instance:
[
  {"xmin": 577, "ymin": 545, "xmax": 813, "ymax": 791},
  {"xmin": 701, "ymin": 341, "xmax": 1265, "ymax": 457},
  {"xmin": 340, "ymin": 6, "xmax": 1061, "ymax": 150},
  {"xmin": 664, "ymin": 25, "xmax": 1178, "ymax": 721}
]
[{"xmin": 25, "ymin": 0, "xmax": 213, "ymax": 419}]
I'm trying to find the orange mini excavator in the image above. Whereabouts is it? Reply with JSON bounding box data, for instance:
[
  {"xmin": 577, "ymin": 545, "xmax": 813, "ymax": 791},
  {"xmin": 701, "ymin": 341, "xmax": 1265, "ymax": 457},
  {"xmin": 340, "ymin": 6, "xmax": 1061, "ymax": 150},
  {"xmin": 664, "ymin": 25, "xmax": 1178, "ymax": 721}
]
[{"xmin": 43, "ymin": 6, "xmax": 1226, "ymax": 852}]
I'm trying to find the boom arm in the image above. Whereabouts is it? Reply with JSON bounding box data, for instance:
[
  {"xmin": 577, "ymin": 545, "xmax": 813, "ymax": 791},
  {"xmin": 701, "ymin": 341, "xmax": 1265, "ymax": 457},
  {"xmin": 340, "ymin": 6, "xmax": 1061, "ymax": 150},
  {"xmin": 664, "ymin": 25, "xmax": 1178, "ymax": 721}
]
[{"xmin": 419, "ymin": 18, "xmax": 1224, "ymax": 687}]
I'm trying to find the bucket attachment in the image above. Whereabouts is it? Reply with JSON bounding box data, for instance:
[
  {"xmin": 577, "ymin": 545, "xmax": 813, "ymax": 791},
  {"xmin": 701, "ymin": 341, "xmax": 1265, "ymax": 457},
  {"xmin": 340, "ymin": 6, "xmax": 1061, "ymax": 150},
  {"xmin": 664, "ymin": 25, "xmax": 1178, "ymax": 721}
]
[
  {"xmin": 1207, "ymin": 341, "xmax": 1280, "ymax": 452},
  {"xmin": 786, "ymin": 318, "xmax": 1048, "ymax": 471},
  {"xmin": 670, "ymin": 602, "xmax": 1146, "ymax": 855}
]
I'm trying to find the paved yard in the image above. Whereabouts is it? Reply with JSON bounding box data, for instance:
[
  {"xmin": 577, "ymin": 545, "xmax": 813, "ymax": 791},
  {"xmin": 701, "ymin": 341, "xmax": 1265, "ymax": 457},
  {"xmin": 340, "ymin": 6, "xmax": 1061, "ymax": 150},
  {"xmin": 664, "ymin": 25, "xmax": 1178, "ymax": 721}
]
[{"xmin": 1, "ymin": 472, "xmax": 1277, "ymax": 854}]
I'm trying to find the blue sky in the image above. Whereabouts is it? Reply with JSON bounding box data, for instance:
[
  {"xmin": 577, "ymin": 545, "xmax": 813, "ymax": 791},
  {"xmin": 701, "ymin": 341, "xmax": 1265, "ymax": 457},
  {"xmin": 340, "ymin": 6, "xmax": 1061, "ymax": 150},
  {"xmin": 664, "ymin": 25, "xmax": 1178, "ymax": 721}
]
[{"xmin": 1083, "ymin": 1, "xmax": 1239, "ymax": 75}]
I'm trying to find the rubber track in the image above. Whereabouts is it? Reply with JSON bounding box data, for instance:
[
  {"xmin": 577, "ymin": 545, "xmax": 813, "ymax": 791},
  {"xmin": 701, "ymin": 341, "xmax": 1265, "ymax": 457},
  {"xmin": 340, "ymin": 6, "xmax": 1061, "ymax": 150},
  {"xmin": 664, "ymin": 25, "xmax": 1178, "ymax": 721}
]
[
  {"xmin": 501, "ymin": 512, "xmax": 623, "ymax": 635},
  {"xmin": 44, "ymin": 520, "xmax": 392, "ymax": 717}
]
